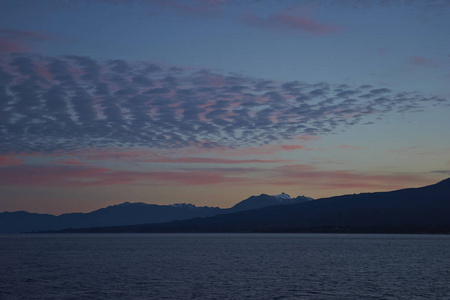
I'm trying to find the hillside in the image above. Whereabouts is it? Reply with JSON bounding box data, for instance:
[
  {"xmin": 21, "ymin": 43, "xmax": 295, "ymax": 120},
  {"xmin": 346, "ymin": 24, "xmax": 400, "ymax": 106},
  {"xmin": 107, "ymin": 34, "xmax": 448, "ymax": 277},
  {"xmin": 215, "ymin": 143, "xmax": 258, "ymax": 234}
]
[
  {"xmin": 0, "ymin": 193, "xmax": 311, "ymax": 233},
  {"xmin": 55, "ymin": 178, "xmax": 450, "ymax": 233}
]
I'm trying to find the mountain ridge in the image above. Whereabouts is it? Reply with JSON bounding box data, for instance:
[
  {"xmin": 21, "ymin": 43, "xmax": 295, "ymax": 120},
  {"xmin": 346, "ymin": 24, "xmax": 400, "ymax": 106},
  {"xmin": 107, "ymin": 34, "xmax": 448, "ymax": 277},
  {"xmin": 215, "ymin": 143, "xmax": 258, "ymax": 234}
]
[
  {"xmin": 0, "ymin": 192, "xmax": 312, "ymax": 233},
  {"xmin": 51, "ymin": 178, "xmax": 450, "ymax": 234}
]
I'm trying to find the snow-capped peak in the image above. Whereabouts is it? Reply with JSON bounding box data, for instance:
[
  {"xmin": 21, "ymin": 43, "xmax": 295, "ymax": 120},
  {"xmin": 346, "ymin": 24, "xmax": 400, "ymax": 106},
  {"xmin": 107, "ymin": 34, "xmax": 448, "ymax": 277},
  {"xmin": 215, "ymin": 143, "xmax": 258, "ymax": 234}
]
[
  {"xmin": 274, "ymin": 192, "xmax": 291, "ymax": 200},
  {"xmin": 170, "ymin": 203, "xmax": 197, "ymax": 209}
]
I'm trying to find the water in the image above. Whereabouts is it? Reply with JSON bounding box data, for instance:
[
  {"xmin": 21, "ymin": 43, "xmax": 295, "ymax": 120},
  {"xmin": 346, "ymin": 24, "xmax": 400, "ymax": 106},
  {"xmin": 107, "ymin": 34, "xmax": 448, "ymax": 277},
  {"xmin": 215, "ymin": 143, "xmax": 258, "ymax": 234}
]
[{"xmin": 1, "ymin": 233, "xmax": 449, "ymax": 299}]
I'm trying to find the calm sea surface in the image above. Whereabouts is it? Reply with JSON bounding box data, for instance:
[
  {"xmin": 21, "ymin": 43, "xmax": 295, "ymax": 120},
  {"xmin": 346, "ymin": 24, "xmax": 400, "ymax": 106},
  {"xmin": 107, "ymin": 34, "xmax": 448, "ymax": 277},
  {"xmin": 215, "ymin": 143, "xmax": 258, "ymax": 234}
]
[{"xmin": 1, "ymin": 233, "xmax": 449, "ymax": 299}]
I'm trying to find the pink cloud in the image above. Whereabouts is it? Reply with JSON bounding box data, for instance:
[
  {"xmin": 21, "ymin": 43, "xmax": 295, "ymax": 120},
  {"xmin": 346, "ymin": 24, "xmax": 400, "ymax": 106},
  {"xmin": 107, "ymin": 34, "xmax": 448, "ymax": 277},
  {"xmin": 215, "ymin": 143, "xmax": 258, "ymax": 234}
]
[
  {"xmin": 143, "ymin": 156, "xmax": 292, "ymax": 164},
  {"xmin": 159, "ymin": 163, "xmax": 431, "ymax": 192},
  {"xmin": 0, "ymin": 164, "xmax": 153, "ymax": 187},
  {"xmin": 269, "ymin": 164, "xmax": 427, "ymax": 191},
  {"xmin": 241, "ymin": 11, "xmax": 340, "ymax": 36},
  {"xmin": 0, "ymin": 163, "xmax": 249, "ymax": 187},
  {"xmin": 409, "ymin": 56, "xmax": 437, "ymax": 67},
  {"xmin": 296, "ymin": 135, "xmax": 320, "ymax": 142},
  {"xmin": 0, "ymin": 28, "xmax": 51, "ymax": 53},
  {"xmin": 0, "ymin": 37, "xmax": 28, "ymax": 53},
  {"xmin": 0, "ymin": 155, "xmax": 23, "ymax": 166},
  {"xmin": 281, "ymin": 145, "xmax": 305, "ymax": 151},
  {"xmin": 34, "ymin": 61, "xmax": 53, "ymax": 81},
  {"xmin": 0, "ymin": 160, "xmax": 433, "ymax": 194}
]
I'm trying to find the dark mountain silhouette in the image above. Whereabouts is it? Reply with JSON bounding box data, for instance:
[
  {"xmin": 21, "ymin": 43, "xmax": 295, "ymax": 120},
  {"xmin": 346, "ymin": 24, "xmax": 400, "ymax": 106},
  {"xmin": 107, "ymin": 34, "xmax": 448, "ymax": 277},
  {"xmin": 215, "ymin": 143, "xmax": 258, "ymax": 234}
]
[
  {"xmin": 54, "ymin": 178, "xmax": 450, "ymax": 234},
  {"xmin": 0, "ymin": 202, "xmax": 221, "ymax": 233},
  {"xmin": 0, "ymin": 193, "xmax": 311, "ymax": 233}
]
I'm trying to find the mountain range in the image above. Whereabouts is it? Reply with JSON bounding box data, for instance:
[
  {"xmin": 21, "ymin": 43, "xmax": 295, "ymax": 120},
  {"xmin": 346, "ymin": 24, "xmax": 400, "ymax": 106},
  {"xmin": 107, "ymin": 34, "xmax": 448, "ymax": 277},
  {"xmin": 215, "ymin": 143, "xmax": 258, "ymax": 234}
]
[
  {"xmin": 0, "ymin": 193, "xmax": 311, "ymax": 233},
  {"xmin": 49, "ymin": 178, "xmax": 450, "ymax": 234}
]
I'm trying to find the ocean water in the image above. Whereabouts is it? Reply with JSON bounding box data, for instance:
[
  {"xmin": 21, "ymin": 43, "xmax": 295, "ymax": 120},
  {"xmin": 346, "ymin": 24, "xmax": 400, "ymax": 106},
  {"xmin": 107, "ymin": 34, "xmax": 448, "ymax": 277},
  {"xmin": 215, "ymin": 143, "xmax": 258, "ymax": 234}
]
[{"xmin": 1, "ymin": 233, "xmax": 449, "ymax": 299}]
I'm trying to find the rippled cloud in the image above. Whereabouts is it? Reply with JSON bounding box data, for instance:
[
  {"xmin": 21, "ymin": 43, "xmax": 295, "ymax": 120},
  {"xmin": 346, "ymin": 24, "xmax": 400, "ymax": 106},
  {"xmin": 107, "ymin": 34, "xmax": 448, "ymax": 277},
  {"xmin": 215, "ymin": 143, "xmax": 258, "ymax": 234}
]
[{"xmin": 0, "ymin": 54, "xmax": 447, "ymax": 153}]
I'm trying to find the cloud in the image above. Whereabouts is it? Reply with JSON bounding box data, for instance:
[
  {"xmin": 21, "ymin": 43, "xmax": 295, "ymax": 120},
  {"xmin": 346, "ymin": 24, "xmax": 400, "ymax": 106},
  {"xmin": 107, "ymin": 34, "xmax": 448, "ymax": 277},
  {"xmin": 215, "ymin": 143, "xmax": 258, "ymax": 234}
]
[
  {"xmin": 142, "ymin": 156, "xmax": 292, "ymax": 164},
  {"xmin": 0, "ymin": 154, "xmax": 23, "ymax": 166},
  {"xmin": 0, "ymin": 28, "xmax": 51, "ymax": 53},
  {"xmin": 268, "ymin": 164, "xmax": 428, "ymax": 191},
  {"xmin": 21, "ymin": 146, "xmax": 297, "ymax": 164},
  {"xmin": 0, "ymin": 165, "xmax": 112, "ymax": 186},
  {"xmin": 281, "ymin": 145, "xmax": 305, "ymax": 151},
  {"xmin": 0, "ymin": 164, "xmax": 247, "ymax": 187},
  {"xmin": 0, "ymin": 159, "xmax": 434, "ymax": 190},
  {"xmin": 409, "ymin": 56, "xmax": 437, "ymax": 67},
  {"xmin": 0, "ymin": 53, "xmax": 447, "ymax": 154},
  {"xmin": 241, "ymin": 10, "xmax": 340, "ymax": 36}
]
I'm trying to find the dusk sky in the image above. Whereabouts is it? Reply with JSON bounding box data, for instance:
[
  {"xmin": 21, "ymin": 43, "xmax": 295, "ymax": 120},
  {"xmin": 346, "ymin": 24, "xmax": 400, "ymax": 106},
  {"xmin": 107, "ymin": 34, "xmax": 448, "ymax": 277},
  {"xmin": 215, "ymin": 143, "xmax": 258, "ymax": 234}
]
[{"xmin": 0, "ymin": 0, "xmax": 449, "ymax": 214}]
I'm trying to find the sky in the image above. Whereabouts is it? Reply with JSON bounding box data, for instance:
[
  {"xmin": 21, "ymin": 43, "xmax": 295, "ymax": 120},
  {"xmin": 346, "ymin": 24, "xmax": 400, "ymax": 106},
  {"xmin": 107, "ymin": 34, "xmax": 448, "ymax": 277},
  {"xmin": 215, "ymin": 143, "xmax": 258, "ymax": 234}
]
[{"xmin": 0, "ymin": 0, "xmax": 449, "ymax": 214}]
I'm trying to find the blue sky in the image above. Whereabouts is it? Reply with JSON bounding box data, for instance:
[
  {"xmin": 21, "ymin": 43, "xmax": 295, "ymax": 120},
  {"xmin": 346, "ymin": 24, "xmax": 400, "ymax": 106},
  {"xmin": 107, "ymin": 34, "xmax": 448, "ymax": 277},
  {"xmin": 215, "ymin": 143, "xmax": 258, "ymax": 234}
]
[{"xmin": 0, "ymin": 0, "xmax": 449, "ymax": 214}]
